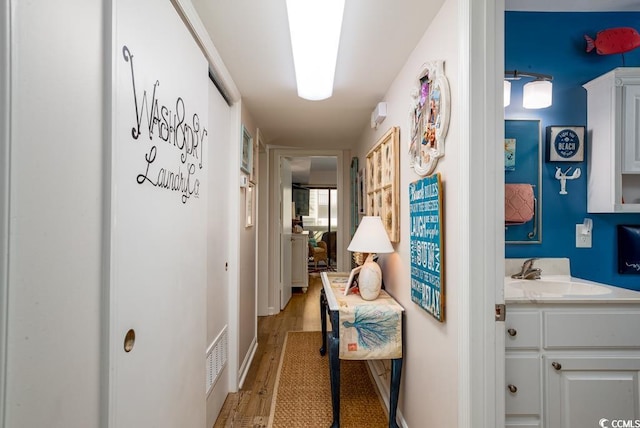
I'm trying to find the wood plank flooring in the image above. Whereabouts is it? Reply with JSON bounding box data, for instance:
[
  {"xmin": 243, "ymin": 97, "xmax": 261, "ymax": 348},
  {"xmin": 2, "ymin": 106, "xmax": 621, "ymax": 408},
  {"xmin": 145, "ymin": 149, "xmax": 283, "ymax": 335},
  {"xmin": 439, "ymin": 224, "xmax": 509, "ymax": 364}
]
[{"xmin": 213, "ymin": 274, "xmax": 324, "ymax": 428}]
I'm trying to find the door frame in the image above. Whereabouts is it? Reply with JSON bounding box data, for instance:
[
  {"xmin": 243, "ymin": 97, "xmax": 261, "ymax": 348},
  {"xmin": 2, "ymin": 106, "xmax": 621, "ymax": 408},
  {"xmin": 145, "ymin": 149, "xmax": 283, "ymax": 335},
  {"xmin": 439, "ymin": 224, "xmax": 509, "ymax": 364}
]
[
  {"xmin": 460, "ymin": 0, "xmax": 505, "ymax": 426},
  {"xmin": 0, "ymin": 0, "xmax": 10, "ymax": 425},
  {"xmin": 267, "ymin": 149, "xmax": 346, "ymax": 315}
]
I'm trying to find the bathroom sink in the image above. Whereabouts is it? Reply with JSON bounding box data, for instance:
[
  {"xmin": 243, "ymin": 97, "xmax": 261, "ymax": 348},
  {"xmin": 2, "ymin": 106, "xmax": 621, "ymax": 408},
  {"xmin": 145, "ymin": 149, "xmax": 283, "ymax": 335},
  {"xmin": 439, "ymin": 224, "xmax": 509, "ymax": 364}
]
[{"xmin": 506, "ymin": 279, "xmax": 612, "ymax": 297}]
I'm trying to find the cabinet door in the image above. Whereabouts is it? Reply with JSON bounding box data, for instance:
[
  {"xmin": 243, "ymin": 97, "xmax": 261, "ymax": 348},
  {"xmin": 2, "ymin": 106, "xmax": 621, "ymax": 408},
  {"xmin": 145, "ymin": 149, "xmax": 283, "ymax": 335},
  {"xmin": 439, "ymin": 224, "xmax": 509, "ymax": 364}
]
[
  {"xmin": 545, "ymin": 356, "xmax": 640, "ymax": 428},
  {"xmin": 623, "ymin": 85, "xmax": 640, "ymax": 173},
  {"xmin": 506, "ymin": 355, "xmax": 541, "ymax": 425}
]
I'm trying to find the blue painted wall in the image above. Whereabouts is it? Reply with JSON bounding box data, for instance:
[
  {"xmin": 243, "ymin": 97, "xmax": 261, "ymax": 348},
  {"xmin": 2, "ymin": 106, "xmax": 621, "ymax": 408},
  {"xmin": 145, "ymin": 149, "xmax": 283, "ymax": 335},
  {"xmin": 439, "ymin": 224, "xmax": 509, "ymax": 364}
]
[{"xmin": 505, "ymin": 12, "xmax": 640, "ymax": 290}]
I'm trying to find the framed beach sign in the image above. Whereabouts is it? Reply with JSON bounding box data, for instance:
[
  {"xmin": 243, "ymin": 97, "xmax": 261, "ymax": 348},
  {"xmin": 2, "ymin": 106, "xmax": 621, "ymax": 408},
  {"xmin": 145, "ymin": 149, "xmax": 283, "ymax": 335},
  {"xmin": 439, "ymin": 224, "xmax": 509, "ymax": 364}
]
[{"xmin": 409, "ymin": 173, "xmax": 444, "ymax": 322}]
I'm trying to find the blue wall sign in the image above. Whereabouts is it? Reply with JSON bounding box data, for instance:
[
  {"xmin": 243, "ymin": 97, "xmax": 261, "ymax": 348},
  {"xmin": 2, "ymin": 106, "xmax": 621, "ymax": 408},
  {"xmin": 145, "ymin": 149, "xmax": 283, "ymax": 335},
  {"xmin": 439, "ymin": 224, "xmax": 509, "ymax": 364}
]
[
  {"xmin": 547, "ymin": 126, "xmax": 584, "ymax": 162},
  {"xmin": 409, "ymin": 173, "xmax": 444, "ymax": 322}
]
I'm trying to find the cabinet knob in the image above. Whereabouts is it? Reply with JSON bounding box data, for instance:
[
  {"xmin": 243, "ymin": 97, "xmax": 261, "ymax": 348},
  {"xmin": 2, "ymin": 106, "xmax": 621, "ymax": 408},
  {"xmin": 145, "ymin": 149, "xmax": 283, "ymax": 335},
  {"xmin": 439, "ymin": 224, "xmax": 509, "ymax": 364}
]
[
  {"xmin": 507, "ymin": 384, "xmax": 518, "ymax": 393},
  {"xmin": 552, "ymin": 361, "xmax": 562, "ymax": 371},
  {"xmin": 507, "ymin": 328, "xmax": 517, "ymax": 337}
]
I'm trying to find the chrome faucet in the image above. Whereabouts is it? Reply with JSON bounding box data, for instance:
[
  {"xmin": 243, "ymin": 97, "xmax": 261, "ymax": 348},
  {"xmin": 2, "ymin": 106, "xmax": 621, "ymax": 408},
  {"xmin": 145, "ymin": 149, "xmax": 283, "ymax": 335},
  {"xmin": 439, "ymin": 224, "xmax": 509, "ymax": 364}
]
[{"xmin": 511, "ymin": 258, "xmax": 541, "ymax": 280}]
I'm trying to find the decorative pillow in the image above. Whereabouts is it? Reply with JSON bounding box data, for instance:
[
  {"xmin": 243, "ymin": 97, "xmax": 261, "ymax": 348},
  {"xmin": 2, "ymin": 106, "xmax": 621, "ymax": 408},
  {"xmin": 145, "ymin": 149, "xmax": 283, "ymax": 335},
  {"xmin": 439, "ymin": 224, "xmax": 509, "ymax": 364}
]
[{"xmin": 309, "ymin": 237, "xmax": 317, "ymax": 247}]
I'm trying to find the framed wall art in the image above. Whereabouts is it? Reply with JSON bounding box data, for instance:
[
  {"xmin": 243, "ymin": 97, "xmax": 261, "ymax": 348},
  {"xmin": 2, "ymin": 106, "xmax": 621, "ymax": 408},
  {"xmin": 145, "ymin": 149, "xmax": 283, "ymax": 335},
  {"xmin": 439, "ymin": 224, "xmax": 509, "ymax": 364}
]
[
  {"xmin": 365, "ymin": 126, "xmax": 400, "ymax": 243},
  {"xmin": 241, "ymin": 124, "xmax": 253, "ymax": 174},
  {"xmin": 409, "ymin": 173, "xmax": 444, "ymax": 321},
  {"xmin": 245, "ymin": 183, "xmax": 254, "ymax": 227},
  {"xmin": 408, "ymin": 60, "xmax": 450, "ymax": 176},
  {"xmin": 546, "ymin": 126, "xmax": 585, "ymax": 162}
]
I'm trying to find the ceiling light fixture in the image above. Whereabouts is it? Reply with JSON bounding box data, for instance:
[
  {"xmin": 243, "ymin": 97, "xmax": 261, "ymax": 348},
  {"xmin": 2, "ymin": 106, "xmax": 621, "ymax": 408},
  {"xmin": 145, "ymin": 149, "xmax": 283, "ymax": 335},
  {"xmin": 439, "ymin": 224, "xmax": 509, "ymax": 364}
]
[
  {"xmin": 285, "ymin": 0, "xmax": 345, "ymax": 101},
  {"xmin": 504, "ymin": 70, "xmax": 553, "ymax": 109}
]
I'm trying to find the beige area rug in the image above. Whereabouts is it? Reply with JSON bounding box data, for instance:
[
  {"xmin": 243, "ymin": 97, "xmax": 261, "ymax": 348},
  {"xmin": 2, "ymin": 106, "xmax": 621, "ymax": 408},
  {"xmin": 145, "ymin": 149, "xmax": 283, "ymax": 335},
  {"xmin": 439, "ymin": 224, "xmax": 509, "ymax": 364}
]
[{"xmin": 268, "ymin": 331, "xmax": 388, "ymax": 428}]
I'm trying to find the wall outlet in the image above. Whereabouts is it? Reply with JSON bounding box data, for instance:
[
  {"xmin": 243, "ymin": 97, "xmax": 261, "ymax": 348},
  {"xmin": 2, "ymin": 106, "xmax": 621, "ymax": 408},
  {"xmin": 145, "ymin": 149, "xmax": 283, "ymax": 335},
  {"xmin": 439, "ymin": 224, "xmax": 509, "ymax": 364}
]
[{"xmin": 576, "ymin": 224, "xmax": 592, "ymax": 248}]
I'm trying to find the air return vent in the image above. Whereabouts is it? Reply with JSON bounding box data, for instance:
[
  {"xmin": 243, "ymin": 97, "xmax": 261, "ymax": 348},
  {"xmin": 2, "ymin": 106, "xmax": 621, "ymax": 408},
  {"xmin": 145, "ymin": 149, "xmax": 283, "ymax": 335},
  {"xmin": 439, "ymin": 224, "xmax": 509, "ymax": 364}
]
[{"xmin": 206, "ymin": 326, "xmax": 228, "ymax": 395}]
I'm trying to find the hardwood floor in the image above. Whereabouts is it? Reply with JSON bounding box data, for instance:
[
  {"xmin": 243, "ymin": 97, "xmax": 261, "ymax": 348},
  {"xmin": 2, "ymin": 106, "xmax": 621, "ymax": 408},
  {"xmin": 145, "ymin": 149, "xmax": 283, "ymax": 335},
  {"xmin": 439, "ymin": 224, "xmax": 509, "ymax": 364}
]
[{"xmin": 213, "ymin": 274, "xmax": 324, "ymax": 428}]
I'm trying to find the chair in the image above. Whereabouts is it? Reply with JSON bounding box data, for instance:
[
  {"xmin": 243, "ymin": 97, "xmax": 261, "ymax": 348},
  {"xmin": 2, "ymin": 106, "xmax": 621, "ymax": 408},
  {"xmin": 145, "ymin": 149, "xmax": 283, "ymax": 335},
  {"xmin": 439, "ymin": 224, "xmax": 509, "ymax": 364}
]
[
  {"xmin": 321, "ymin": 231, "xmax": 337, "ymax": 262},
  {"xmin": 309, "ymin": 240, "xmax": 328, "ymax": 268}
]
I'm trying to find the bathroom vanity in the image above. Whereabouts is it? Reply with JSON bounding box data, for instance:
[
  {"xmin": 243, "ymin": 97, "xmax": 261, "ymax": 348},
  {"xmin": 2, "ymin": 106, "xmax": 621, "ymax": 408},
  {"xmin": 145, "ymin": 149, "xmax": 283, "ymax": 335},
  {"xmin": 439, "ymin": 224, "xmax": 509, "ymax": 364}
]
[{"xmin": 504, "ymin": 259, "xmax": 640, "ymax": 427}]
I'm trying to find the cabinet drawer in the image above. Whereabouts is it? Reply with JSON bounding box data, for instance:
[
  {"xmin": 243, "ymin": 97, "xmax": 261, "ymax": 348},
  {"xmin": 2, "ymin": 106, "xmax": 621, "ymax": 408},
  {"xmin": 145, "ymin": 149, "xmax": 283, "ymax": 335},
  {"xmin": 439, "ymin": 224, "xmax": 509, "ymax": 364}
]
[
  {"xmin": 544, "ymin": 311, "xmax": 640, "ymax": 349},
  {"xmin": 505, "ymin": 311, "xmax": 540, "ymax": 349},
  {"xmin": 505, "ymin": 356, "xmax": 541, "ymax": 417}
]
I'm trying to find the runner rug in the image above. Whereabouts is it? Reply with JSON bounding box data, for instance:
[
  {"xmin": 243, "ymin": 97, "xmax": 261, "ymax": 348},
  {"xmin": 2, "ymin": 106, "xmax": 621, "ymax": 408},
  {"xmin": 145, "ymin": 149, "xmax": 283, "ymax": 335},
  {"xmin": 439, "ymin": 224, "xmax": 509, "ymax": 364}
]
[{"xmin": 268, "ymin": 331, "xmax": 388, "ymax": 428}]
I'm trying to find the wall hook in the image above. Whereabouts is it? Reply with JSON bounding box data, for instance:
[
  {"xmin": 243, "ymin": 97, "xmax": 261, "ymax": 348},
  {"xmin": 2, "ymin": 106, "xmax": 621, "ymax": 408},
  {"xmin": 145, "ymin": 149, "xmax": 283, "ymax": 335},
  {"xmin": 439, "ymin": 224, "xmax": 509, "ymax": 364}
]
[{"xmin": 554, "ymin": 166, "xmax": 581, "ymax": 195}]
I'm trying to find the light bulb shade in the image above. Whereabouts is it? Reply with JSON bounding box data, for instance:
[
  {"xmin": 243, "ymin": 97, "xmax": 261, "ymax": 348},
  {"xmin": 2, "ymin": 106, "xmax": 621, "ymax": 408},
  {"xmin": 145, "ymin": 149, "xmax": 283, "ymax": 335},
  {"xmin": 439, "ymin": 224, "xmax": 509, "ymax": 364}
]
[
  {"xmin": 523, "ymin": 80, "xmax": 552, "ymax": 109},
  {"xmin": 286, "ymin": 0, "xmax": 345, "ymax": 101},
  {"xmin": 347, "ymin": 216, "xmax": 394, "ymax": 254},
  {"xmin": 503, "ymin": 80, "xmax": 511, "ymax": 107}
]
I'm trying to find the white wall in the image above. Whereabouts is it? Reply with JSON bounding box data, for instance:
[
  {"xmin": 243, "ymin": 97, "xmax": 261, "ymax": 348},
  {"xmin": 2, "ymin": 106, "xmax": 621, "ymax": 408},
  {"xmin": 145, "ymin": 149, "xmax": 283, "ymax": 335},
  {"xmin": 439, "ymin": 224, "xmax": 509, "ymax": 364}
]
[
  {"xmin": 5, "ymin": 1, "xmax": 103, "ymax": 426},
  {"xmin": 238, "ymin": 102, "xmax": 258, "ymax": 384},
  {"xmin": 353, "ymin": 1, "xmax": 460, "ymax": 426}
]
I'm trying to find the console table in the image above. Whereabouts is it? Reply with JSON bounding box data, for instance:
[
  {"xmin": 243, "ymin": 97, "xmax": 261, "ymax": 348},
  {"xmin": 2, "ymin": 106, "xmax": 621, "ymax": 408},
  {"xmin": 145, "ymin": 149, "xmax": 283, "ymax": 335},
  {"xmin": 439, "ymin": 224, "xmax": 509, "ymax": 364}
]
[{"xmin": 319, "ymin": 272, "xmax": 404, "ymax": 428}]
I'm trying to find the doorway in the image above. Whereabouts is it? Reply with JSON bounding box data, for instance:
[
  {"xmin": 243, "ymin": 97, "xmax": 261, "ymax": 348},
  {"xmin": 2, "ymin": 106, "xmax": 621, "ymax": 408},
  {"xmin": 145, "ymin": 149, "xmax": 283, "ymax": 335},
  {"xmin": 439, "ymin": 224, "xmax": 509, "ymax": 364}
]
[
  {"xmin": 266, "ymin": 150, "xmax": 346, "ymax": 316},
  {"xmin": 301, "ymin": 187, "xmax": 338, "ymax": 269}
]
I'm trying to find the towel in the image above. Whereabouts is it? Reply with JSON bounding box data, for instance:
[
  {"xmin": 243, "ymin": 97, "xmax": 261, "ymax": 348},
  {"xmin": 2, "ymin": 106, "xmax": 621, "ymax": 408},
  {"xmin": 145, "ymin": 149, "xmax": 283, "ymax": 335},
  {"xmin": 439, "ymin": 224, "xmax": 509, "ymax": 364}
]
[{"xmin": 505, "ymin": 184, "xmax": 534, "ymax": 224}]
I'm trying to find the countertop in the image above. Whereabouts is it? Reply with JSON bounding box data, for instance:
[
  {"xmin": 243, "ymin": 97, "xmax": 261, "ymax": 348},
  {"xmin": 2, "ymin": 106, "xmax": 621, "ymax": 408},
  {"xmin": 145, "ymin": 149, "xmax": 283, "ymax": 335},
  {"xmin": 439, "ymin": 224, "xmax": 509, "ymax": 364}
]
[{"xmin": 505, "ymin": 275, "xmax": 640, "ymax": 304}]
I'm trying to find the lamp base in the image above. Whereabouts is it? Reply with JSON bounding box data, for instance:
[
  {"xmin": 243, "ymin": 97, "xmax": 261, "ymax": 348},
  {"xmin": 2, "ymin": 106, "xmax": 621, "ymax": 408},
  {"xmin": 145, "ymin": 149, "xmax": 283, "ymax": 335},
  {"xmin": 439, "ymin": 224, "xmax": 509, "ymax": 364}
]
[{"xmin": 359, "ymin": 255, "xmax": 382, "ymax": 300}]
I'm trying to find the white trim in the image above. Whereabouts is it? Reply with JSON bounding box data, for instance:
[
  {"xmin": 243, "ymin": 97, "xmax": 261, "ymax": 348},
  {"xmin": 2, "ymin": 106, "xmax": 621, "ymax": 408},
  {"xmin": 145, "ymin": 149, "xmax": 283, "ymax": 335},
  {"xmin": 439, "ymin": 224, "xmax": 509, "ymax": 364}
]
[
  {"xmin": 0, "ymin": 0, "xmax": 10, "ymax": 425},
  {"xmin": 366, "ymin": 361, "xmax": 408, "ymax": 428},
  {"xmin": 458, "ymin": 0, "xmax": 504, "ymax": 427},
  {"xmin": 268, "ymin": 148, "xmax": 347, "ymax": 315},
  {"xmin": 237, "ymin": 336, "xmax": 257, "ymax": 389}
]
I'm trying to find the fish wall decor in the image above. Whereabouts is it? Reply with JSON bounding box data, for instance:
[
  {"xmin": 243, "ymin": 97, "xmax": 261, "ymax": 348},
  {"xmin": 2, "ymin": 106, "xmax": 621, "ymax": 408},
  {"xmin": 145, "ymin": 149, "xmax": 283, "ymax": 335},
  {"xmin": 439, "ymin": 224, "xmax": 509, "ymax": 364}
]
[{"xmin": 585, "ymin": 27, "xmax": 640, "ymax": 55}]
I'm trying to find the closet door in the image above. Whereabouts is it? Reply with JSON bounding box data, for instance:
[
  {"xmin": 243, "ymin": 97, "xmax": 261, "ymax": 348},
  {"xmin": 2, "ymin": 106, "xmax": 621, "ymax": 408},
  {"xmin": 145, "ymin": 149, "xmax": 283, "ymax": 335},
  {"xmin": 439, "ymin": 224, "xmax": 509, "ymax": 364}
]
[{"xmin": 108, "ymin": 1, "xmax": 208, "ymax": 426}]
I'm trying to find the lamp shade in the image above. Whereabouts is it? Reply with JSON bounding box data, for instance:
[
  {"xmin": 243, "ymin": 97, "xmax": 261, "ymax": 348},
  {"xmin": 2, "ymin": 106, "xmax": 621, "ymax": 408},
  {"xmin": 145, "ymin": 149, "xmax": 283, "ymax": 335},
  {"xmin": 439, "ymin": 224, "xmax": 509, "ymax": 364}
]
[
  {"xmin": 503, "ymin": 80, "xmax": 511, "ymax": 107},
  {"xmin": 347, "ymin": 216, "xmax": 394, "ymax": 254},
  {"xmin": 523, "ymin": 80, "xmax": 552, "ymax": 109}
]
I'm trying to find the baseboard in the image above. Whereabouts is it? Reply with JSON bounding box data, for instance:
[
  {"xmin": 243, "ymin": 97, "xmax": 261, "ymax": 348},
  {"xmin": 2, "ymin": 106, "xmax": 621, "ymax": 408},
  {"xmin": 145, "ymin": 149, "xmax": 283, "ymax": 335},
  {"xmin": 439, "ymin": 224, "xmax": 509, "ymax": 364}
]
[
  {"xmin": 237, "ymin": 336, "xmax": 257, "ymax": 389},
  {"xmin": 367, "ymin": 360, "xmax": 409, "ymax": 428}
]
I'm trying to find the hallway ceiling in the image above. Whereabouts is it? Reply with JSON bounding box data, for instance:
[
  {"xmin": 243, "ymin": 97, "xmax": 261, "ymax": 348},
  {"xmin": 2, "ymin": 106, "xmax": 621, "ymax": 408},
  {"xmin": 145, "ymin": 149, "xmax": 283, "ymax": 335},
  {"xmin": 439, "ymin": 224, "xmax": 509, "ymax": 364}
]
[
  {"xmin": 191, "ymin": 0, "xmax": 445, "ymax": 149},
  {"xmin": 191, "ymin": 0, "xmax": 639, "ymax": 150}
]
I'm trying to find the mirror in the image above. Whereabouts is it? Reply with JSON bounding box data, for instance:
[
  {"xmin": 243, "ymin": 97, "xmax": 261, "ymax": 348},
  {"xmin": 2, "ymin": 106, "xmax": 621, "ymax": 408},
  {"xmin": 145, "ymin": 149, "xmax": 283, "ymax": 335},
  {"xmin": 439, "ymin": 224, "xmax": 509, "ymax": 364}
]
[{"xmin": 505, "ymin": 119, "xmax": 542, "ymax": 244}]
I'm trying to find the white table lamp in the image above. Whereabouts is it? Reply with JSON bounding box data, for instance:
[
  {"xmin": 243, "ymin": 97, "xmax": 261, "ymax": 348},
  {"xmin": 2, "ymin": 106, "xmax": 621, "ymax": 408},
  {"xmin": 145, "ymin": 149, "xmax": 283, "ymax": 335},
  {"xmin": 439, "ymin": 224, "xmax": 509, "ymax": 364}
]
[{"xmin": 347, "ymin": 216, "xmax": 394, "ymax": 300}]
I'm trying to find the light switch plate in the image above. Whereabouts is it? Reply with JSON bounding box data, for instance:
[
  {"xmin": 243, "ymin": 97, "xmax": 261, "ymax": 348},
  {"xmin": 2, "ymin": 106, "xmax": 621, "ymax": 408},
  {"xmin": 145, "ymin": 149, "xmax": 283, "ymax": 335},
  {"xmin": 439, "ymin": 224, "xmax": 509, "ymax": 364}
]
[{"xmin": 576, "ymin": 224, "xmax": 592, "ymax": 248}]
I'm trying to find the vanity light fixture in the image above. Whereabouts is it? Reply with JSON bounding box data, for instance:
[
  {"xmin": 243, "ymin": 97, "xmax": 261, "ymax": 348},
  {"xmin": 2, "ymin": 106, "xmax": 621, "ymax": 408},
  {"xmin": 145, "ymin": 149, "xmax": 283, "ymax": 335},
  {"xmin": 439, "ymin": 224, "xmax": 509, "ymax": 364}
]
[
  {"xmin": 504, "ymin": 70, "xmax": 553, "ymax": 109},
  {"xmin": 285, "ymin": 0, "xmax": 345, "ymax": 101}
]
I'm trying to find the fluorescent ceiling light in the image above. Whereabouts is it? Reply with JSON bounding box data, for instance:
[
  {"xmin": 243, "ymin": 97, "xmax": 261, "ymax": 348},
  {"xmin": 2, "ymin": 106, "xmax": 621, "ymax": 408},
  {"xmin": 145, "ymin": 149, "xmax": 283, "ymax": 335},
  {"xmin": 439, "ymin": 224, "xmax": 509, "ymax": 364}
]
[{"xmin": 286, "ymin": 0, "xmax": 345, "ymax": 101}]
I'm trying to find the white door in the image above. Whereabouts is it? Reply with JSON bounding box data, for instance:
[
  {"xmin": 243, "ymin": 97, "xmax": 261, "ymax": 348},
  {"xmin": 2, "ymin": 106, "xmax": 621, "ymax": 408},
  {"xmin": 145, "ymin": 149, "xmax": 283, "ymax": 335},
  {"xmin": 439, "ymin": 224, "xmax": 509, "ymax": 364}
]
[
  {"xmin": 280, "ymin": 157, "xmax": 293, "ymax": 309},
  {"xmin": 108, "ymin": 1, "xmax": 207, "ymax": 426}
]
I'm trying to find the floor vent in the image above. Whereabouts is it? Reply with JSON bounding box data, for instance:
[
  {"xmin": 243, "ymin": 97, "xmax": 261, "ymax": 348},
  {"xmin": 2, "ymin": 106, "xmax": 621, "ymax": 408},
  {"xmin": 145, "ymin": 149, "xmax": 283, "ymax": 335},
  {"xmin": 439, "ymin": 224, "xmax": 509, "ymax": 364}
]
[{"xmin": 206, "ymin": 326, "xmax": 228, "ymax": 395}]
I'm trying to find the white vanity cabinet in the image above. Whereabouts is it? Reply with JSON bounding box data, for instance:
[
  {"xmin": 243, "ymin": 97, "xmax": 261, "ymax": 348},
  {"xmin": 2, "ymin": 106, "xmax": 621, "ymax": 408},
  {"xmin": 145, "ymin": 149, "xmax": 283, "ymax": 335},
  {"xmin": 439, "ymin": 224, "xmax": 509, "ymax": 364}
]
[
  {"xmin": 291, "ymin": 232, "xmax": 309, "ymax": 290},
  {"xmin": 584, "ymin": 67, "xmax": 640, "ymax": 212},
  {"xmin": 505, "ymin": 304, "xmax": 640, "ymax": 428}
]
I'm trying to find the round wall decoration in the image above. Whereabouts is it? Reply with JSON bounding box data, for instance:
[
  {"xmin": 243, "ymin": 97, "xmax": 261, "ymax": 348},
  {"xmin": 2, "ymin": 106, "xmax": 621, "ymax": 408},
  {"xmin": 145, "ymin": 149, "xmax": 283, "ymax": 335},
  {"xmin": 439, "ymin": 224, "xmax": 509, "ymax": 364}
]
[{"xmin": 408, "ymin": 60, "xmax": 450, "ymax": 176}]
